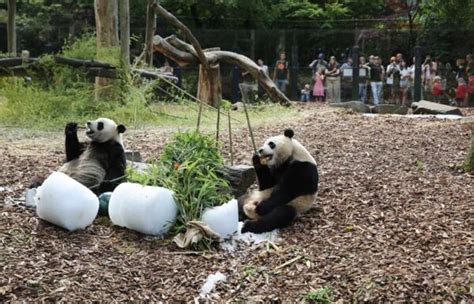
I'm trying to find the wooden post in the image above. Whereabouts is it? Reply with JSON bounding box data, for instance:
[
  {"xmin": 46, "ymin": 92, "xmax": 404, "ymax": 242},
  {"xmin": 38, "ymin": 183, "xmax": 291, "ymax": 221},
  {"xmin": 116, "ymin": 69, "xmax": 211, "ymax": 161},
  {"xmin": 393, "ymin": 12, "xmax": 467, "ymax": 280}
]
[
  {"xmin": 414, "ymin": 46, "xmax": 422, "ymax": 102},
  {"xmin": 352, "ymin": 45, "xmax": 360, "ymax": 101},
  {"xmin": 119, "ymin": 0, "xmax": 130, "ymax": 70},
  {"xmin": 94, "ymin": 0, "xmax": 119, "ymax": 99},
  {"xmin": 144, "ymin": 0, "xmax": 156, "ymax": 67},
  {"xmin": 7, "ymin": 0, "xmax": 16, "ymax": 56},
  {"xmin": 290, "ymin": 40, "xmax": 299, "ymax": 100}
]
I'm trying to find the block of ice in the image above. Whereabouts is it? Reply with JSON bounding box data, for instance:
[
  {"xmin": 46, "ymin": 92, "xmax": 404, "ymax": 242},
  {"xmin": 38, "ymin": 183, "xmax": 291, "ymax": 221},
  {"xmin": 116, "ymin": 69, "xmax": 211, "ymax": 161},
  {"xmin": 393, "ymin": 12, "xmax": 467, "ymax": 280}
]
[
  {"xmin": 35, "ymin": 172, "xmax": 99, "ymax": 231},
  {"xmin": 201, "ymin": 199, "xmax": 238, "ymax": 239},
  {"xmin": 108, "ymin": 183, "xmax": 178, "ymax": 235}
]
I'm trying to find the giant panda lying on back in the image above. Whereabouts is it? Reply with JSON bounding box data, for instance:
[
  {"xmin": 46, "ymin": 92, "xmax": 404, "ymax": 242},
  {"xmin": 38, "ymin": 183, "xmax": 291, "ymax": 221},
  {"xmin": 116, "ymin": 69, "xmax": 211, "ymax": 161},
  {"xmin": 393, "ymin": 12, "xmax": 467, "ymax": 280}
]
[
  {"xmin": 31, "ymin": 118, "xmax": 127, "ymax": 195},
  {"xmin": 238, "ymin": 129, "xmax": 319, "ymax": 233}
]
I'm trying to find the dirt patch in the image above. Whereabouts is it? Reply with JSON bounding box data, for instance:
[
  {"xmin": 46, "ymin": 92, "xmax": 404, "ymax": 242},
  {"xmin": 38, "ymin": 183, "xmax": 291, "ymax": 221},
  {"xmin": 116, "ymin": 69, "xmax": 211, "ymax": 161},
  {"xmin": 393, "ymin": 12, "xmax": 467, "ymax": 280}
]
[{"xmin": 1, "ymin": 104, "xmax": 473, "ymax": 302}]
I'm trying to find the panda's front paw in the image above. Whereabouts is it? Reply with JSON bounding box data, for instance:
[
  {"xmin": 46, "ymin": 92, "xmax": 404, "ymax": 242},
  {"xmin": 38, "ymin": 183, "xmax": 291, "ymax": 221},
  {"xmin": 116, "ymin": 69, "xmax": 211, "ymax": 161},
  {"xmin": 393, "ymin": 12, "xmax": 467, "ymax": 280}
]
[
  {"xmin": 255, "ymin": 200, "xmax": 273, "ymax": 216},
  {"xmin": 252, "ymin": 153, "xmax": 261, "ymax": 167},
  {"xmin": 241, "ymin": 220, "xmax": 257, "ymax": 233},
  {"xmin": 65, "ymin": 122, "xmax": 78, "ymax": 135}
]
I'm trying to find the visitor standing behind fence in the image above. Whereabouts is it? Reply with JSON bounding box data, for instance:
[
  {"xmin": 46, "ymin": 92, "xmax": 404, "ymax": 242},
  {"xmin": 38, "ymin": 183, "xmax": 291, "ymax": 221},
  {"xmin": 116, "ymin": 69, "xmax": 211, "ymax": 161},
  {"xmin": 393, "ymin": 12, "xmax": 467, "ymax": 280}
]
[
  {"xmin": 325, "ymin": 56, "xmax": 341, "ymax": 103},
  {"xmin": 313, "ymin": 68, "xmax": 325, "ymax": 102},
  {"xmin": 386, "ymin": 56, "xmax": 401, "ymax": 104},
  {"xmin": 257, "ymin": 58, "xmax": 269, "ymax": 98},
  {"xmin": 422, "ymin": 55, "xmax": 436, "ymax": 100},
  {"xmin": 359, "ymin": 56, "xmax": 368, "ymax": 103},
  {"xmin": 309, "ymin": 53, "xmax": 328, "ymax": 76},
  {"xmin": 400, "ymin": 61, "xmax": 412, "ymax": 106},
  {"xmin": 466, "ymin": 54, "xmax": 474, "ymax": 106},
  {"xmin": 367, "ymin": 56, "xmax": 384, "ymax": 105},
  {"xmin": 273, "ymin": 52, "xmax": 290, "ymax": 95}
]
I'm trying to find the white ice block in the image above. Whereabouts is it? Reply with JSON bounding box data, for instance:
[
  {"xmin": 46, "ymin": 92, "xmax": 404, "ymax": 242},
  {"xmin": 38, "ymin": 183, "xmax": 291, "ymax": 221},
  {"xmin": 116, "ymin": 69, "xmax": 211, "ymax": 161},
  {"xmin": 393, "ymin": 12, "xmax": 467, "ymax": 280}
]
[
  {"xmin": 108, "ymin": 183, "xmax": 177, "ymax": 235},
  {"xmin": 35, "ymin": 172, "xmax": 99, "ymax": 231},
  {"xmin": 201, "ymin": 199, "xmax": 238, "ymax": 239}
]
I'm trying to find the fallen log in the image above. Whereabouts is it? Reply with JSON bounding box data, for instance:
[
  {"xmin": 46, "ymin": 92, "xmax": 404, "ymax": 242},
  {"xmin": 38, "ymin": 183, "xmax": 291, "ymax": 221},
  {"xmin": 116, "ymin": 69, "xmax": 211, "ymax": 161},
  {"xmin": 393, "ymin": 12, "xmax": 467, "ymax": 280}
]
[
  {"xmin": 54, "ymin": 56, "xmax": 115, "ymax": 69},
  {"xmin": 0, "ymin": 57, "xmax": 38, "ymax": 67}
]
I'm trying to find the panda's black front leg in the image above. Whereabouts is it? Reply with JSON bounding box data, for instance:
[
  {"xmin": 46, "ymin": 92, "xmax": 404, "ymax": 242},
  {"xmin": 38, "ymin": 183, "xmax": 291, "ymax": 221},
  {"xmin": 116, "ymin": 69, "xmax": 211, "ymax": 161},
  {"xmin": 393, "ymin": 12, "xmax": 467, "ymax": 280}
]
[
  {"xmin": 252, "ymin": 154, "xmax": 275, "ymax": 190},
  {"xmin": 255, "ymin": 186, "xmax": 293, "ymax": 216},
  {"xmin": 98, "ymin": 144, "xmax": 126, "ymax": 194},
  {"xmin": 242, "ymin": 205, "xmax": 297, "ymax": 233},
  {"xmin": 64, "ymin": 122, "xmax": 84, "ymax": 161}
]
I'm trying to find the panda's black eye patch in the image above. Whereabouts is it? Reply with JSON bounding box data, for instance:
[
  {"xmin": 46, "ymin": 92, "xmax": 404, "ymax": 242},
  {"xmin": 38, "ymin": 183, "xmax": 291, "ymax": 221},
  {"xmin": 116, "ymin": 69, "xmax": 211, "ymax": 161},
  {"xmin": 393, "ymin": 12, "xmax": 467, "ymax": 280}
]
[
  {"xmin": 97, "ymin": 122, "xmax": 104, "ymax": 130},
  {"xmin": 269, "ymin": 141, "xmax": 276, "ymax": 149}
]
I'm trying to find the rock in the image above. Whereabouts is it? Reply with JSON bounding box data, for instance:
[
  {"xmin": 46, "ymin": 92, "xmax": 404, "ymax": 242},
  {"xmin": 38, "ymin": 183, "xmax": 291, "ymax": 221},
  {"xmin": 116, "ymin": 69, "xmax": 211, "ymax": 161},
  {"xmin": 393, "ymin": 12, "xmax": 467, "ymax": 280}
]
[
  {"xmin": 412, "ymin": 100, "xmax": 463, "ymax": 116},
  {"xmin": 124, "ymin": 150, "xmax": 143, "ymax": 162},
  {"xmin": 372, "ymin": 104, "xmax": 409, "ymax": 115},
  {"xmin": 126, "ymin": 162, "xmax": 256, "ymax": 197},
  {"xmin": 231, "ymin": 102, "xmax": 244, "ymax": 112},
  {"xmin": 329, "ymin": 101, "xmax": 371, "ymax": 113},
  {"xmin": 218, "ymin": 165, "xmax": 256, "ymax": 197},
  {"xmin": 127, "ymin": 161, "xmax": 150, "ymax": 173}
]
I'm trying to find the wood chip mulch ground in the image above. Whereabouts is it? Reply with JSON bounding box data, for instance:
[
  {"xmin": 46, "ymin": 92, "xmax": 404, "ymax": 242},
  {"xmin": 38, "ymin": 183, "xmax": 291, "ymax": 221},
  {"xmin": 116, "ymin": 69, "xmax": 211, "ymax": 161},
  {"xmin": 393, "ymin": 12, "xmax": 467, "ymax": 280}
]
[{"xmin": 1, "ymin": 104, "xmax": 473, "ymax": 302}]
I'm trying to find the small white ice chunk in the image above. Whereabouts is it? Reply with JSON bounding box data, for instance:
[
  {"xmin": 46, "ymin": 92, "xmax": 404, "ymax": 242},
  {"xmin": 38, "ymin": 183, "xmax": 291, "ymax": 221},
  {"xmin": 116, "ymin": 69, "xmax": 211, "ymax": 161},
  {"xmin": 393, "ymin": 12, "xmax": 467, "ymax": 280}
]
[
  {"xmin": 25, "ymin": 188, "xmax": 37, "ymax": 208},
  {"xmin": 36, "ymin": 172, "xmax": 99, "ymax": 231},
  {"xmin": 201, "ymin": 199, "xmax": 238, "ymax": 238},
  {"xmin": 108, "ymin": 183, "xmax": 178, "ymax": 235},
  {"xmin": 199, "ymin": 271, "xmax": 226, "ymax": 298}
]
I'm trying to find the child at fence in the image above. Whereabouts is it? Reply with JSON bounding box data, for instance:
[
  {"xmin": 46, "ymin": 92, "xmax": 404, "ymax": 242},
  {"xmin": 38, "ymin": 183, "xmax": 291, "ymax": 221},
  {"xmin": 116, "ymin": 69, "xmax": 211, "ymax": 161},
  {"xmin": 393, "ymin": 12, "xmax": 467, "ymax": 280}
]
[
  {"xmin": 312, "ymin": 68, "xmax": 325, "ymax": 102},
  {"xmin": 432, "ymin": 76, "xmax": 443, "ymax": 103},
  {"xmin": 455, "ymin": 78, "xmax": 468, "ymax": 106},
  {"xmin": 300, "ymin": 84, "xmax": 311, "ymax": 102}
]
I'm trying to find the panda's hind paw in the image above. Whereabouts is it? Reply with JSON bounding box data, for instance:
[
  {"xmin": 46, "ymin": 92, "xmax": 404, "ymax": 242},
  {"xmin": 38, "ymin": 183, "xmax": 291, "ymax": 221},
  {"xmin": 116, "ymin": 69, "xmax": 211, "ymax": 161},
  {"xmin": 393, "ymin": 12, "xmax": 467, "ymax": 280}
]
[{"xmin": 65, "ymin": 122, "xmax": 78, "ymax": 135}]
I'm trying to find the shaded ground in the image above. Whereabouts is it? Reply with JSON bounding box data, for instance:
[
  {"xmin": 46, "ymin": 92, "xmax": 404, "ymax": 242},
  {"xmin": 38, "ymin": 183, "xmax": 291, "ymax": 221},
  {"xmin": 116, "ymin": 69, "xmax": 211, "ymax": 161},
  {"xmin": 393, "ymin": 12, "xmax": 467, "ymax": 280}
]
[{"xmin": 1, "ymin": 104, "xmax": 473, "ymax": 302}]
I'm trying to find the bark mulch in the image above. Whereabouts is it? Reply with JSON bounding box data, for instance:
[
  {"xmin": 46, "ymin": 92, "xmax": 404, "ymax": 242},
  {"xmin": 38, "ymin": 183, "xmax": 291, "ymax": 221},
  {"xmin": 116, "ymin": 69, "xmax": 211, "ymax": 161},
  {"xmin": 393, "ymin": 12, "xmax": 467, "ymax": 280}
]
[{"xmin": 1, "ymin": 104, "xmax": 473, "ymax": 302}]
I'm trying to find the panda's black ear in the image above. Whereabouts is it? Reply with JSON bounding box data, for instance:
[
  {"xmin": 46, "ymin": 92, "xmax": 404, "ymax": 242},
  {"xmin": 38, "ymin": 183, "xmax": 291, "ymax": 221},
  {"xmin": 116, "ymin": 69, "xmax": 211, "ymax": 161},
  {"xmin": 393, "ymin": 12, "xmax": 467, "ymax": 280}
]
[
  {"xmin": 117, "ymin": 124, "xmax": 126, "ymax": 134},
  {"xmin": 284, "ymin": 129, "xmax": 294, "ymax": 138}
]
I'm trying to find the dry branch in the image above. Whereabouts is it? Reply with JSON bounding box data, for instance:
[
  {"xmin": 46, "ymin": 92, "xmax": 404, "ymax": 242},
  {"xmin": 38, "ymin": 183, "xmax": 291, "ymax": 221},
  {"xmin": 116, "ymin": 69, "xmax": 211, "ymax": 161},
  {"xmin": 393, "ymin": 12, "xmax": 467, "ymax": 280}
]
[
  {"xmin": 153, "ymin": 35, "xmax": 291, "ymax": 105},
  {"xmin": 152, "ymin": 3, "xmax": 208, "ymax": 68}
]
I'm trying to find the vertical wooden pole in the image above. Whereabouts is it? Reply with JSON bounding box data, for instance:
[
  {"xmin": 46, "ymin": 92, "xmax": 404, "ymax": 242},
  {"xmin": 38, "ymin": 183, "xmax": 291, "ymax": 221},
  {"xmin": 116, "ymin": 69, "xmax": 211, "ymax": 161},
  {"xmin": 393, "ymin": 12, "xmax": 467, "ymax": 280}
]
[
  {"xmin": 228, "ymin": 110, "xmax": 234, "ymax": 166},
  {"xmin": 119, "ymin": 0, "xmax": 130, "ymax": 70},
  {"xmin": 7, "ymin": 0, "xmax": 17, "ymax": 56},
  {"xmin": 144, "ymin": 0, "xmax": 156, "ymax": 67},
  {"xmin": 414, "ymin": 46, "xmax": 422, "ymax": 102},
  {"xmin": 352, "ymin": 45, "xmax": 360, "ymax": 101}
]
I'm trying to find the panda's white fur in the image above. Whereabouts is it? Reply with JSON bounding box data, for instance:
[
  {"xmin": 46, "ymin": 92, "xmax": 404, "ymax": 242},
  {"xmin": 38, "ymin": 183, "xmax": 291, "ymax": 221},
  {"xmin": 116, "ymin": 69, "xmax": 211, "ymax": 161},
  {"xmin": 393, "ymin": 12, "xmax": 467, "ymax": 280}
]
[
  {"xmin": 27, "ymin": 117, "xmax": 129, "ymax": 196},
  {"xmin": 239, "ymin": 129, "xmax": 319, "ymax": 233},
  {"xmin": 58, "ymin": 118, "xmax": 125, "ymax": 189}
]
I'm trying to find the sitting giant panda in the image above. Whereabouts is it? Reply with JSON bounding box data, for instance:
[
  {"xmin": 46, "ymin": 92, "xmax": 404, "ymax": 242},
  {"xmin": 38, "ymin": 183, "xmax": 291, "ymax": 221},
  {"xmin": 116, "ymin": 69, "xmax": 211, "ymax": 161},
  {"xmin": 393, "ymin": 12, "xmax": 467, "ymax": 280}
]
[
  {"xmin": 238, "ymin": 129, "xmax": 318, "ymax": 233},
  {"xmin": 31, "ymin": 118, "xmax": 127, "ymax": 195}
]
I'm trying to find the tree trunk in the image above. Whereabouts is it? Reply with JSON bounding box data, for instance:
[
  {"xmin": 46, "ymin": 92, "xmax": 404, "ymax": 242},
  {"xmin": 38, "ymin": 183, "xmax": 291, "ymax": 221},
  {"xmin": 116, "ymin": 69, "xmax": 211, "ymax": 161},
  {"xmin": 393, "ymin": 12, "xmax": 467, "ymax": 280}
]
[
  {"xmin": 144, "ymin": 0, "xmax": 156, "ymax": 67},
  {"xmin": 7, "ymin": 0, "xmax": 16, "ymax": 55},
  {"xmin": 197, "ymin": 64, "xmax": 222, "ymax": 107},
  {"xmin": 94, "ymin": 0, "xmax": 119, "ymax": 99},
  {"xmin": 119, "ymin": 0, "xmax": 130, "ymax": 70}
]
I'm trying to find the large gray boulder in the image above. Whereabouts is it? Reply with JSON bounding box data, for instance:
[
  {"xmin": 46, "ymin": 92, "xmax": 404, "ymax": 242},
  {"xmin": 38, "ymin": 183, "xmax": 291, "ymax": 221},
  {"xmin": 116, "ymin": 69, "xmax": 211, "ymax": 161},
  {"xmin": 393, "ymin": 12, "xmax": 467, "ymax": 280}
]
[
  {"xmin": 329, "ymin": 101, "xmax": 371, "ymax": 113},
  {"xmin": 412, "ymin": 100, "xmax": 463, "ymax": 116},
  {"xmin": 371, "ymin": 104, "xmax": 409, "ymax": 115}
]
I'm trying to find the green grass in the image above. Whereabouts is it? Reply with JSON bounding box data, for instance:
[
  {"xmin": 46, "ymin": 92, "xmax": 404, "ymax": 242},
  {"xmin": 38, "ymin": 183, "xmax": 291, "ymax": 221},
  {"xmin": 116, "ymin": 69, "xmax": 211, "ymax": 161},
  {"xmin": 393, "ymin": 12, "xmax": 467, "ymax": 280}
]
[{"xmin": 303, "ymin": 287, "xmax": 333, "ymax": 304}]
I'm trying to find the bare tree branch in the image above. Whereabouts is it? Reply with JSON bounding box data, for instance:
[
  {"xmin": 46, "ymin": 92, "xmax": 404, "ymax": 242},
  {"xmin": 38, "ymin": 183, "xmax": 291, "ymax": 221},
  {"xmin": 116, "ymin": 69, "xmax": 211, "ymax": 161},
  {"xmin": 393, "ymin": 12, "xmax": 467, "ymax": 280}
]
[
  {"xmin": 152, "ymin": 3, "xmax": 208, "ymax": 68},
  {"xmin": 153, "ymin": 35, "xmax": 290, "ymax": 105}
]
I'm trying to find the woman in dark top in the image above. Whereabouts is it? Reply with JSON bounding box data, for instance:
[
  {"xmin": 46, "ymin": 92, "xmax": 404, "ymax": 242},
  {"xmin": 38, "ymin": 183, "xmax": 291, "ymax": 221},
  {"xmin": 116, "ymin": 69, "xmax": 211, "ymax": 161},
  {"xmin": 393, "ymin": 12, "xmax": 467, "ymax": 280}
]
[
  {"xmin": 367, "ymin": 56, "xmax": 384, "ymax": 105},
  {"xmin": 324, "ymin": 56, "xmax": 341, "ymax": 103}
]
